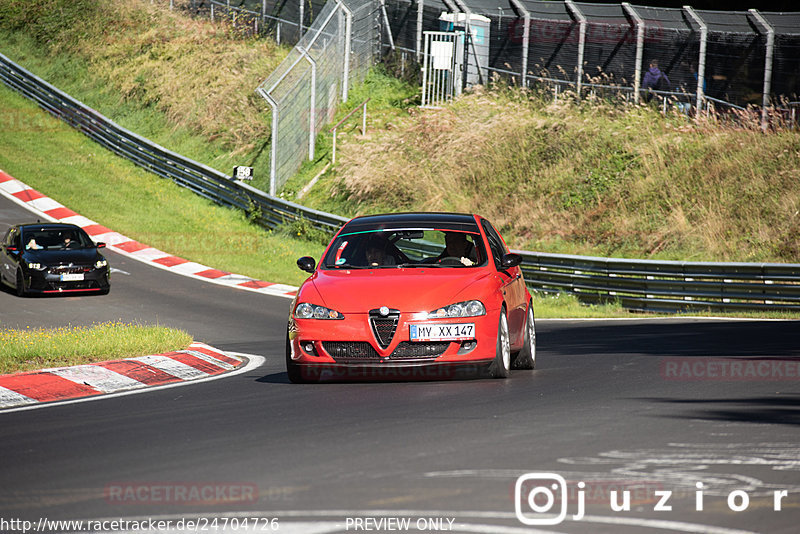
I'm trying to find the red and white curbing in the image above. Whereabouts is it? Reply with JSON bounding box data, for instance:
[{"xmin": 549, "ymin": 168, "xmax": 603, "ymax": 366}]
[
  {"xmin": 0, "ymin": 169, "xmax": 298, "ymax": 299},
  {"xmin": 0, "ymin": 342, "xmax": 242, "ymax": 409}
]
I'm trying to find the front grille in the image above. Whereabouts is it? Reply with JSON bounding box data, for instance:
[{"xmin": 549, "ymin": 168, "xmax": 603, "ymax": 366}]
[
  {"xmin": 369, "ymin": 309, "xmax": 400, "ymax": 349},
  {"xmin": 386, "ymin": 342, "xmax": 450, "ymax": 361},
  {"xmin": 322, "ymin": 341, "xmax": 451, "ymax": 362},
  {"xmin": 48, "ymin": 265, "xmax": 92, "ymax": 274},
  {"xmin": 323, "ymin": 342, "xmax": 379, "ymax": 360}
]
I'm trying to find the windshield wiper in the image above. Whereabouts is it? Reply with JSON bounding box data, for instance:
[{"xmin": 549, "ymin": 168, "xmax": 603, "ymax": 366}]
[{"xmin": 394, "ymin": 262, "xmax": 430, "ymax": 268}]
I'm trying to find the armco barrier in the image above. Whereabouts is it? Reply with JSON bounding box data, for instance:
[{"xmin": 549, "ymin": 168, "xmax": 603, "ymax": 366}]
[
  {"xmin": 1, "ymin": 51, "xmax": 799, "ymax": 313},
  {"xmin": 0, "ymin": 52, "xmax": 347, "ymax": 235},
  {"xmin": 518, "ymin": 251, "xmax": 800, "ymax": 312}
]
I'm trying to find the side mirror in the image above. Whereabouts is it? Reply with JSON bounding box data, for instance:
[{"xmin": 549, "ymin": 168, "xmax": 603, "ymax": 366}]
[
  {"xmin": 96, "ymin": 242, "xmax": 106, "ymax": 249},
  {"xmin": 501, "ymin": 253, "xmax": 522, "ymax": 269},
  {"xmin": 5, "ymin": 246, "xmax": 18, "ymax": 253},
  {"xmin": 297, "ymin": 256, "xmax": 316, "ymax": 274}
]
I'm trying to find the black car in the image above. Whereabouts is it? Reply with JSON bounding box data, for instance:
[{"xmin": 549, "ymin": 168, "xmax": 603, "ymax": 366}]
[{"xmin": 0, "ymin": 223, "xmax": 110, "ymax": 296}]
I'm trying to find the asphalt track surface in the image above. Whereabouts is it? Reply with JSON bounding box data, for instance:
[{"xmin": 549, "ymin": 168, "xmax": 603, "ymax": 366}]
[{"xmin": 2, "ymin": 194, "xmax": 800, "ymax": 534}]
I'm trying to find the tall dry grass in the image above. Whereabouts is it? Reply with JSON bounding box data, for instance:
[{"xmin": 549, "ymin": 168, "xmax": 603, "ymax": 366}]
[
  {"xmin": 334, "ymin": 86, "xmax": 800, "ymax": 262},
  {"xmin": 0, "ymin": 0, "xmax": 284, "ymax": 153}
]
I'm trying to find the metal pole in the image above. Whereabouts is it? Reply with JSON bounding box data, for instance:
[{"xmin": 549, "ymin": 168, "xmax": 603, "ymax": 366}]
[
  {"xmin": 335, "ymin": 0, "xmax": 353, "ymax": 102},
  {"xmin": 362, "ymin": 101, "xmax": 367, "ymax": 134},
  {"xmin": 509, "ymin": 0, "xmax": 530, "ymax": 87},
  {"xmin": 300, "ymin": 0, "xmax": 305, "ymax": 38},
  {"xmin": 298, "ymin": 47, "xmax": 317, "ymax": 161},
  {"xmin": 684, "ymin": 6, "xmax": 707, "ymax": 115},
  {"xmin": 416, "ymin": 0, "xmax": 424, "ymax": 62},
  {"xmin": 421, "ymin": 32, "xmax": 430, "ymax": 107},
  {"xmin": 380, "ymin": 0, "xmax": 396, "ymax": 51},
  {"xmin": 256, "ymin": 88, "xmax": 279, "ymax": 196},
  {"xmin": 749, "ymin": 9, "xmax": 775, "ymax": 132},
  {"xmin": 565, "ymin": 0, "xmax": 586, "ymax": 97},
  {"xmin": 623, "ymin": 3, "xmax": 645, "ymax": 104},
  {"xmin": 453, "ymin": 0, "xmax": 485, "ymax": 86}
]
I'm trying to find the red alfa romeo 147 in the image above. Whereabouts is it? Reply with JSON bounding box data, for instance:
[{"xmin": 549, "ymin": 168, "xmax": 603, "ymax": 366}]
[{"xmin": 286, "ymin": 213, "xmax": 536, "ymax": 382}]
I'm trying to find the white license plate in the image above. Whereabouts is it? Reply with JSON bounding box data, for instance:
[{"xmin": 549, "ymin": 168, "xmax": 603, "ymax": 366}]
[
  {"xmin": 60, "ymin": 273, "xmax": 84, "ymax": 282},
  {"xmin": 409, "ymin": 323, "xmax": 475, "ymax": 342}
]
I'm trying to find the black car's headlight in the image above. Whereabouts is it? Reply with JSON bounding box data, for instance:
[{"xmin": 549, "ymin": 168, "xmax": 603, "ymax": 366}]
[
  {"xmin": 95, "ymin": 259, "xmax": 108, "ymax": 268},
  {"xmin": 428, "ymin": 300, "xmax": 486, "ymax": 318},
  {"xmin": 294, "ymin": 303, "xmax": 344, "ymax": 320},
  {"xmin": 26, "ymin": 262, "xmax": 45, "ymax": 271}
]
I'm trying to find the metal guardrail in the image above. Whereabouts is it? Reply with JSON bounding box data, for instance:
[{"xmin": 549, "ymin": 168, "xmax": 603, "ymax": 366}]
[
  {"xmin": 0, "ymin": 51, "xmax": 347, "ymax": 235},
  {"xmin": 517, "ymin": 251, "xmax": 800, "ymax": 312},
  {"xmin": 1, "ymin": 51, "xmax": 799, "ymax": 313}
]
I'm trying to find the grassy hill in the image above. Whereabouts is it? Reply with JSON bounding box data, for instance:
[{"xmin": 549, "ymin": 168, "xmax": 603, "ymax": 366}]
[
  {"xmin": 301, "ymin": 87, "xmax": 800, "ymax": 263},
  {"xmin": 1, "ymin": 0, "xmax": 799, "ymax": 275}
]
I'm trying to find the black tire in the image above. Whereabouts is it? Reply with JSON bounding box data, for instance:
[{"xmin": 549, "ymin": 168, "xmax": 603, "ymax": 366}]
[
  {"xmin": 512, "ymin": 304, "xmax": 536, "ymax": 370},
  {"xmin": 491, "ymin": 309, "xmax": 511, "ymax": 378},
  {"xmin": 15, "ymin": 269, "xmax": 27, "ymax": 298}
]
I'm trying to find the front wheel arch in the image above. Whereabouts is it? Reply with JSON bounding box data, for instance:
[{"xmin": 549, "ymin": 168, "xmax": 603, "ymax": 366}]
[{"xmin": 512, "ymin": 302, "xmax": 536, "ymax": 370}]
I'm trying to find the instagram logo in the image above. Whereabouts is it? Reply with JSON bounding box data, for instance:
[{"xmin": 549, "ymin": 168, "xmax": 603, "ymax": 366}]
[{"xmin": 514, "ymin": 473, "xmax": 568, "ymax": 525}]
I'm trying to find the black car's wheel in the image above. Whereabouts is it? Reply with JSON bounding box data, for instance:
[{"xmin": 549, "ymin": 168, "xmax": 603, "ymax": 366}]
[
  {"xmin": 491, "ymin": 309, "xmax": 511, "ymax": 378},
  {"xmin": 286, "ymin": 331, "xmax": 309, "ymax": 384},
  {"xmin": 15, "ymin": 269, "xmax": 27, "ymax": 298},
  {"xmin": 512, "ymin": 304, "xmax": 536, "ymax": 370}
]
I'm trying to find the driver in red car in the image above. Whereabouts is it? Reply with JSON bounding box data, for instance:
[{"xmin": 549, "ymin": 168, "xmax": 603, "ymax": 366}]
[
  {"xmin": 438, "ymin": 232, "xmax": 476, "ymax": 266},
  {"xmin": 364, "ymin": 234, "xmax": 395, "ymax": 267}
]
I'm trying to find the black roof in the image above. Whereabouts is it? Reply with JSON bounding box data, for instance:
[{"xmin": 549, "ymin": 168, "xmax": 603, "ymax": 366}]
[
  {"xmin": 17, "ymin": 222, "xmax": 84, "ymax": 232},
  {"xmin": 341, "ymin": 213, "xmax": 481, "ymax": 234}
]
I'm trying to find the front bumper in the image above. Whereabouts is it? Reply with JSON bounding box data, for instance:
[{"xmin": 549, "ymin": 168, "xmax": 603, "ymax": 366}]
[
  {"xmin": 288, "ymin": 308, "xmax": 500, "ymax": 374},
  {"xmin": 24, "ymin": 266, "xmax": 110, "ymax": 294}
]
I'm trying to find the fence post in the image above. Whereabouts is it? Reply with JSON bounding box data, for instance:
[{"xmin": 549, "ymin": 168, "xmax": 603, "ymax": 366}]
[
  {"xmin": 684, "ymin": 6, "xmax": 707, "ymax": 116},
  {"xmin": 298, "ymin": 47, "xmax": 317, "ymax": 161},
  {"xmin": 256, "ymin": 88, "xmax": 279, "ymax": 196},
  {"xmin": 509, "ymin": 0, "xmax": 530, "ymax": 87},
  {"xmin": 300, "ymin": 0, "xmax": 305, "ymax": 37},
  {"xmin": 623, "ymin": 3, "xmax": 644, "ymax": 104},
  {"xmin": 335, "ymin": 0, "xmax": 353, "ymax": 102},
  {"xmin": 380, "ymin": 0, "xmax": 396, "ymax": 51},
  {"xmin": 749, "ymin": 9, "xmax": 775, "ymax": 132},
  {"xmin": 565, "ymin": 0, "xmax": 586, "ymax": 97},
  {"xmin": 416, "ymin": 0, "xmax": 425, "ymax": 62}
]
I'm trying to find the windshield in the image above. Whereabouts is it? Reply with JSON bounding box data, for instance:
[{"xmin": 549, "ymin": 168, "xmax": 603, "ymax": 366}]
[
  {"xmin": 323, "ymin": 229, "xmax": 486, "ymax": 269},
  {"xmin": 22, "ymin": 227, "xmax": 95, "ymax": 251}
]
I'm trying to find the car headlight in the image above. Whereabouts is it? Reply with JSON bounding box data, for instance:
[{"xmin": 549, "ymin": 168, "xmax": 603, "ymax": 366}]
[
  {"xmin": 428, "ymin": 300, "xmax": 486, "ymax": 318},
  {"xmin": 27, "ymin": 262, "xmax": 44, "ymax": 270},
  {"xmin": 95, "ymin": 259, "xmax": 108, "ymax": 268},
  {"xmin": 294, "ymin": 302, "xmax": 344, "ymax": 320}
]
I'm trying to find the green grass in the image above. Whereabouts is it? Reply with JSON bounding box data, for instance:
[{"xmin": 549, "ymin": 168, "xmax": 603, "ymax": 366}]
[
  {"xmin": 1, "ymin": 0, "xmax": 798, "ymax": 329},
  {"xmin": 0, "ymin": 322, "xmax": 193, "ymax": 374},
  {"xmin": 0, "ymin": 84, "xmax": 324, "ymax": 288}
]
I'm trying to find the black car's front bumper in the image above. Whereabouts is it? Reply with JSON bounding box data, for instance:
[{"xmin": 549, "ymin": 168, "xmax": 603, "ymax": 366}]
[{"xmin": 24, "ymin": 265, "xmax": 110, "ymax": 294}]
